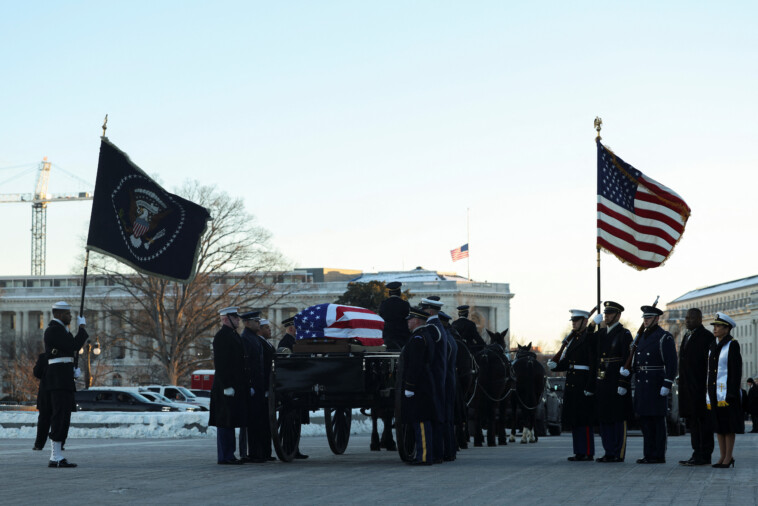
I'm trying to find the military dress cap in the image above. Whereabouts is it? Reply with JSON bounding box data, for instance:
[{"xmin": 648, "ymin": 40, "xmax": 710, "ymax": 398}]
[
  {"xmin": 407, "ymin": 306, "xmax": 430, "ymax": 320},
  {"xmin": 641, "ymin": 306, "xmax": 664, "ymax": 317},
  {"xmin": 260, "ymin": 319, "xmax": 271, "ymax": 326},
  {"xmin": 603, "ymin": 301, "xmax": 624, "ymax": 313},
  {"xmin": 419, "ymin": 297, "xmax": 443, "ymax": 309},
  {"xmin": 569, "ymin": 309, "xmax": 590, "ymax": 320},
  {"xmin": 387, "ymin": 281, "xmax": 402, "ymax": 292},
  {"xmin": 52, "ymin": 301, "xmax": 72, "ymax": 311},
  {"xmin": 711, "ymin": 311, "xmax": 736, "ymax": 328},
  {"xmin": 239, "ymin": 310, "xmax": 261, "ymax": 321},
  {"xmin": 457, "ymin": 305, "xmax": 470, "ymax": 314},
  {"xmin": 281, "ymin": 316, "xmax": 295, "ymax": 327},
  {"xmin": 438, "ymin": 311, "xmax": 452, "ymax": 323},
  {"xmin": 219, "ymin": 306, "xmax": 239, "ymax": 316}
]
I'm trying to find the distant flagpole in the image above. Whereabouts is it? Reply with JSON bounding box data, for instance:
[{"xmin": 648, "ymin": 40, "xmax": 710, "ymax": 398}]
[
  {"xmin": 594, "ymin": 117, "xmax": 602, "ymax": 311},
  {"xmin": 467, "ymin": 207, "xmax": 470, "ymax": 280}
]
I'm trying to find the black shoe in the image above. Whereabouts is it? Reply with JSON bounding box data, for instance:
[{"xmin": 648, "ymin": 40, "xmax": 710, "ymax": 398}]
[
  {"xmin": 568, "ymin": 455, "xmax": 591, "ymax": 461},
  {"xmin": 245, "ymin": 457, "xmax": 267, "ymax": 463},
  {"xmin": 218, "ymin": 458, "xmax": 244, "ymax": 465},
  {"xmin": 609, "ymin": 457, "xmax": 624, "ymax": 463},
  {"xmin": 596, "ymin": 455, "xmax": 611, "ymax": 462},
  {"xmin": 295, "ymin": 452, "xmax": 309, "ymax": 459},
  {"xmin": 49, "ymin": 459, "xmax": 77, "ymax": 468},
  {"xmin": 267, "ymin": 456, "xmax": 276, "ymax": 461},
  {"xmin": 679, "ymin": 459, "xmax": 695, "ymax": 466},
  {"xmin": 32, "ymin": 446, "xmax": 43, "ymax": 451},
  {"xmin": 408, "ymin": 460, "xmax": 433, "ymax": 466},
  {"xmin": 637, "ymin": 458, "xmax": 665, "ymax": 464}
]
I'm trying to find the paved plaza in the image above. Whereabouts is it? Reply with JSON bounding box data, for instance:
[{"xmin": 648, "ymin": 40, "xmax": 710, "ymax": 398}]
[{"xmin": 2, "ymin": 432, "xmax": 758, "ymax": 505}]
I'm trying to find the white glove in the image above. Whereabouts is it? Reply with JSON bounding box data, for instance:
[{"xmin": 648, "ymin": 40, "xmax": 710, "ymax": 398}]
[
  {"xmin": 250, "ymin": 387, "xmax": 255, "ymax": 396},
  {"xmin": 592, "ymin": 314, "xmax": 603, "ymax": 325},
  {"xmin": 660, "ymin": 386, "xmax": 670, "ymax": 396},
  {"xmin": 619, "ymin": 367, "xmax": 630, "ymax": 377},
  {"xmin": 73, "ymin": 367, "xmax": 82, "ymax": 379},
  {"xmin": 404, "ymin": 390, "xmax": 415, "ymax": 398},
  {"xmin": 617, "ymin": 387, "xmax": 627, "ymax": 395},
  {"xmin": 584, "ymin": 390, "xmax": 594, "ymax": 397},
  {"xmin": 547, "ymin": 360, "xmax": 557, "ymax": 370},
  {"xmin": 77, "ymin": 316, "xmax": 86, "ymax": 326},
  {"xmin": 223, "ymin": 387, "xmax": 235, "ymax": 397},
  {"xmin": 265, "ymin": 391, "xmax": 269, "ymax": 398}
]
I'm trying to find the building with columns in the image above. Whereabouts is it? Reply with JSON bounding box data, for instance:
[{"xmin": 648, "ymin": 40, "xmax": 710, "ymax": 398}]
[
  {"xmin": 0, "ymin": 267, "xmax": 512, "ymax": 396},
  {"xmin": 662, "ymin": 274, "xmax": 758, "ymax": 386}
]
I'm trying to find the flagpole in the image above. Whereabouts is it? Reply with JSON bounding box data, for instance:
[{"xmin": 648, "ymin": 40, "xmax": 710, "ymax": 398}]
[
  {"xmin": 594, "ymin": 117, "xmax": 602, "ymax": 310},
  {"xmin": 467, "ymin": 207, "xmax": 470, "ymax": 280},
  {"xmin": 79, "ymin": 115, "xmax": 108, "ymax": 317}
]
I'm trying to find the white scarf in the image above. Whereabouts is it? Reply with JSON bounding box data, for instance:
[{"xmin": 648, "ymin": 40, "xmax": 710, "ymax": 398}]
[{"xmin": 707, "ymin": 339, "xmax": 732, "ymax": 409}]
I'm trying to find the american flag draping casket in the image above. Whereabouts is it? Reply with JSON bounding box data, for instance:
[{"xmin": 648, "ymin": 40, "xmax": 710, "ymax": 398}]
[{"xmin": 293, "ymin": 303, "xmax": 384, "ymax": 346}]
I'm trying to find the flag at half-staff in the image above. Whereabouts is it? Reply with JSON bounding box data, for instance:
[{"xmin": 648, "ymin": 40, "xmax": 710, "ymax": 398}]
[
  {"xmin": 596, "ymin": 140, "xmax": 691, "ymax": 270},
  {"xmin": 86, "ymin": 137, "xmax": 211, "ymax": 283}
]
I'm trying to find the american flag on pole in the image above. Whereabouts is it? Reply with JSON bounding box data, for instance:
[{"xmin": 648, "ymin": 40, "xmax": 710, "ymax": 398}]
[
  {"xmin": 293, "ymin": 303, "xmax": 384, "ymax": 346},
  {"xmin": 450, "ymin": 243, "xmax": 469, "ymax": 262},
  {"xmin": 597, "ymin": 141, "xmax": 691, "ymax": 270}
]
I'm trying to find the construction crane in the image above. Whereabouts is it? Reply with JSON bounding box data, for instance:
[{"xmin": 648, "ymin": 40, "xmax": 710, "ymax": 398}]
[{"xmin": 0, "ymin": 158, "xmax": 94, "ymax": 275}]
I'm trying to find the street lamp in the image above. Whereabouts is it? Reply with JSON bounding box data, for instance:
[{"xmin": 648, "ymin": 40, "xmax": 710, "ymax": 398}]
[{"xmin": 83, "ymin": 338, "xmax": 101, "ymax": 389}]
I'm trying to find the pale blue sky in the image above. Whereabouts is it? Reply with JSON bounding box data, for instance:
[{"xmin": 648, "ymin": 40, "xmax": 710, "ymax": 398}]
[{"xmin": 1, "ymin": 1, "xmax": 757, "ymax": 346}]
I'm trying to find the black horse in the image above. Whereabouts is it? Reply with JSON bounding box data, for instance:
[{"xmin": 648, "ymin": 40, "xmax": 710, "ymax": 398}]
[
  {"xmin": 508, "ymin": 342, "xmax": 545, "ymax": 444},
  {"xmin": 469, "ymin": 329, "xmax": 513, "ymax": 447}
]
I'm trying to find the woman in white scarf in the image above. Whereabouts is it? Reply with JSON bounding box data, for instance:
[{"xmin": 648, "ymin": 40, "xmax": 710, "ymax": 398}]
[{"xmin": 706, "ymin": 312, "xmax": 742, "ymax": 468}]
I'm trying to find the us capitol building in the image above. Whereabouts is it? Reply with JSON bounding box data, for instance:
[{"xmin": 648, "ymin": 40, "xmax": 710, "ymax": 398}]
[{"xmin": 0, "ymin": 267, "xmax": 512, "ymax": 395}]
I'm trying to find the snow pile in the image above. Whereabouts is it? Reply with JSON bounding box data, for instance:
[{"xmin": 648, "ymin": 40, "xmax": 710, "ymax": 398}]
[{"xmin": 0, "ymin": 409, "xmax": 377, "ymax": 439}]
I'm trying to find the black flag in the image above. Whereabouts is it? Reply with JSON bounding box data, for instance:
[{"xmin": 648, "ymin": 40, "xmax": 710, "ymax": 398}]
[{"xmin": 86, "ymin": 138, "xmax": 211, "ymax": 283}]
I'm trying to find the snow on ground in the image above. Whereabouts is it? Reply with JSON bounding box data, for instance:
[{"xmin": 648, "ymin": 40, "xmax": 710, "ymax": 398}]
[{"xmin": 0, "ymin": 409, "xmax": 378, "ymax": 439}]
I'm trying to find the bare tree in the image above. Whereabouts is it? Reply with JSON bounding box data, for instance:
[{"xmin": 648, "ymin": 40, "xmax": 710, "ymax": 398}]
[
  {"xmin": 0, "ymin": 336, "xmax": 43, "ymax": 403},
  {"xmin": 91, "ymin": 181, "xmax": 290, "ymax": 385}
]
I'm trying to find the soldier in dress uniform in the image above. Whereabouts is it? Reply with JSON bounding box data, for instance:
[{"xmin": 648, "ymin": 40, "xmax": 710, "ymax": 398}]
[
  {"xmin": 209, "ymin": 307, "xmax": 247, "ymax": 465},
  {"xmin": 438, "ymin": 311, "xmax": 459, "ymax": 461},
  {"xmin": 419, "ymin": 297, "xmax": 448, "ymax": 463},
  {"xmin": 402, "ymin": 306, "xmax": 438, "ymax": 465},
  {"xmin": 277, "ymin": 316, "xmax": 297, "ymax": 353},
  {"xmin": 677, "ymin": 308, "xmax": 715, "ymax": 466},
  {"xmin": 378, "ymin": 281, "xmax": 411, "ymax": 351},
  {"xmin": 548, "ymin": 309, "xmax": 597, "ymax": 461},
  {"xmin": 621, "ymin": 305, "xmax": 677, "ymax": 464},
  {"xmin": 239, "ymin": 311, "xmax": 265, "ymax": 463},
  {"xmin": 44, "ymin": 301, "xmax": 88, "ymax": 468},
  {"xmin": 257, "ymin": 318, "xmax": 278, "ymax": 460},
  {"xmin": 452, "ymin": 305, "xmax": 486, "ymax": 354},
  {"xmin": 593, "ymin": 301, "xmax": 633, "ymax": 462},
  {"xmin": 33, "ymin": 352, "xmax": 51, "ymax": 451}
]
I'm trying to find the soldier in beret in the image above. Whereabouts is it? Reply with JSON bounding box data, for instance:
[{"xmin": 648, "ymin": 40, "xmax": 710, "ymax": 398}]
[
  {"xmin": 621, "ymin": 305, "xmax": 677, "ymax": 464},
  {"xmin": 593, "ymin": 301, "xmax": 633, "ymax": 462}
]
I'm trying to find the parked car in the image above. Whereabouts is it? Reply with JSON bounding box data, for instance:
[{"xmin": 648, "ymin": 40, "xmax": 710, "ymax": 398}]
[
  {"xmin": 138, "ymin": 391, "xmax": 202, "ymax": 412},
  {"xmin": 547, "ymin": 376, "xmax": 566, "ymax": 402},
  {"xmin": 75, "ymin": 389, "xmax": 178, "ymax": 412},
  {"xmin": 142, "ymin": 385, "xmax": 210, "ymax": 410},
  {"xmin": 190, "ymin": 389, "xmax": 211, "ymax": 398}
]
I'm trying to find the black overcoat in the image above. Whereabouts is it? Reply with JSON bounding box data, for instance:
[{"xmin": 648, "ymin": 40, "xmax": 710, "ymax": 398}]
[
  {"xmin": 595, "ymin": 323, "xmax": 633, "ymax": 423},
  {"xmin": 43, "ymin": 320, "xmax": 88, "ymax": 391},
  {"xmin": 452, "ymin": 317, "xmax": 485, "ymax": 354},
  {"xmin": 554, "ymin": 328, "xmax": 597, "ymax": 428},
  {"xmin": 632, "ymin": 324, "xmax": 677, "ymax": 417},
  {"xmin": 678, "ymin": 325, "xmax": 715, "ymax": 418},
  {"xmin": 379, "ymin": 295, "xmax": 411, "ymax": 351},
  {"xmin": 209, "ymin": 325, "xmax": 248, "ymax": 428},
  {"xmin": 401, "ymin": 323, "xmax": 438, "ymax": 423}
]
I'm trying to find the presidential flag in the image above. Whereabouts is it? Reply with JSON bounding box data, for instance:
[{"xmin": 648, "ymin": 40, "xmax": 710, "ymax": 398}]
[
  {"xmin": 294, "ymin": 303, "xmax": 384, "ymax": 346},
  {"xmin": 450, "ymin": 243, "xmax": 469, "ymax": 262},
  {"xmin": 596, "ymin": 141, "xmax": 691, "ymax": 270},
  {"xmin": 86, "ymin": 138, "xmax": 211, "ymax": 283}
]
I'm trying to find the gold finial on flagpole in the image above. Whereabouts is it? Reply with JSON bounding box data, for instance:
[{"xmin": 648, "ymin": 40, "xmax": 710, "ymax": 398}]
[
  {"xmin": 102, "ymin": 114, "xmax": 109, "ymax": 137},
  {"xmin": 594, "ymin": 116, "xmax": 602, "ymax": 141}
]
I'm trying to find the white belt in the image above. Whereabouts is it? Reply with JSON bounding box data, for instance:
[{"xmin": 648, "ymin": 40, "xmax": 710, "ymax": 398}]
[
  {"xmin": 48, "ymin": 357, "xmax": 74, "ymax": 364},
  {"xmin": 570, "ymin": 365, "xmax": 590, "ymax": 371}
]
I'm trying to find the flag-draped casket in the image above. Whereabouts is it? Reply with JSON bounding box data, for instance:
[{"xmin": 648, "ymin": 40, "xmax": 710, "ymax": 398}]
[{"xmin": 293, "ymin": 304, "xmax": 384, "ymax": 346}]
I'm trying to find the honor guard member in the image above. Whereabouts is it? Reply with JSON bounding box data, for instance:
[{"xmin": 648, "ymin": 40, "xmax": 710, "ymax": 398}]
[
  {"xmin": 33, "ymin": 352, "xmax": 52, "ymax": 451},
  {"xmin": 438, "ymin": 311, "xmax": 459, "ymax": 460},
  {"xmin": 452, "ymin": 305, "xmax": 486, "ymax": 354},
  {"xmin": 621, "ymin": 305, "xmax": 677, "ymax": 464},
  {"xmin": 209, "ymin": 307, "xmax": 247, "ymax": 465},
  {"xmin": 548, "ymin": 309, "xmax": 598, "ymax": 461},
  {"xmin": 277, "ymin": 316, "xmax": 297, "ymax": 353},
  {"xmin": 593, "ymin": 301, "xmax": 633, "ymax": 462},
  {"xmin": 239, "ymin": 311, "xmax": 265, "ymax": 463},
  {"xmin": 257, "ymin": 318, "xmax": 277, "ymax": 460},
  {"xmin": 378, "ymin": 281, "xmax": 411, "ymax": 351},
  {"xmin": 419, "ymin": 297, "xmax": 448, "ymax": 463},
  {"xmin": 402, "ymin": 306, "xmax": 438, "ymax": 465},
  {"xmin": 678, "ymin": 308, "xmax": 715, "ymax": 466},
  {"xmin": 44, "ymin": 301, "xmax": 88, "ymax": 467}
]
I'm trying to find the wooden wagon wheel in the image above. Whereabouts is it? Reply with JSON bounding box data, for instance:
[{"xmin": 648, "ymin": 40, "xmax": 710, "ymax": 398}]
[
  {"xmin": 268, "ymin": 369, "xmax": 301, "ymax": 463},
  {"xmin": 324, "ymin": 407, "xmax": 352, "ymax": 455},
  {"xmin": 394, "ymin": 353, "xmax": 415, "ymax": 462}
]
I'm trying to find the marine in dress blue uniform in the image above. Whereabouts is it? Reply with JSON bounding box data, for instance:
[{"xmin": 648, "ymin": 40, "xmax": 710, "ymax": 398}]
[
  {"xmin": 419, "ymin": 297, "xmax": 448, "ymax": 464},
  {"xmin": 402, "ymin": 306, "xmax": 438, "ymax": 465},
  {"xmin": 593, "ymin": 301, "xmax": 633, "ymax": 463},
  {"xmin": 548, "ymin": 309, "xmax": 597, "ymax": 461},
  {"xmin": 627, "ymin": 305, "xmax": 677, "ymax": 464}
]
